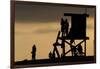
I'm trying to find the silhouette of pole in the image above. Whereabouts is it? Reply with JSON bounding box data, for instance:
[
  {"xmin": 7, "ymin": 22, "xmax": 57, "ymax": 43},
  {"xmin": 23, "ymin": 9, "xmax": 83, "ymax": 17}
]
[{"xmin": 31, "ymin": 44, "xmax": 36, "ymax": 61}]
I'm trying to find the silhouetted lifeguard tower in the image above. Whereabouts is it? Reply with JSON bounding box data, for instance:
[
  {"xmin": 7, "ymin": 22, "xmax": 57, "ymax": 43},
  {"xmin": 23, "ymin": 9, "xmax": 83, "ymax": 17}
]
[{"xmin": 52, "ymin": 13, "xmax": 89, "ymax": 60}]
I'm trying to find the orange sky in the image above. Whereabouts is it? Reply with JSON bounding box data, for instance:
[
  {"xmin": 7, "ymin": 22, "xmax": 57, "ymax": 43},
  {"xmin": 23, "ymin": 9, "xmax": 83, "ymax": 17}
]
[
  {"xmin": 15, "ymin": 4, "xmax": 95, "ymax": 61},
  {"xmin": 15, "ymin": 18, "xmax": 95, "ymax": 61}
]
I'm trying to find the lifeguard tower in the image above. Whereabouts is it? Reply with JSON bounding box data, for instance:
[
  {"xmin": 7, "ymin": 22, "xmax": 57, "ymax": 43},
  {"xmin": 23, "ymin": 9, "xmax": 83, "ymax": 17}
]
[{"xmin": 51, "ymin": 13, "xmax": 89, "ymax": 61}]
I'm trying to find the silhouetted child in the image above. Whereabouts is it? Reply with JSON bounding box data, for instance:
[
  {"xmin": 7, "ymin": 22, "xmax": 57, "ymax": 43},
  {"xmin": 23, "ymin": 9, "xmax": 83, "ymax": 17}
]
[
  {"xmin": 49, "ymin": 52, "xmax": 52, "ymax": 59},
  {"xmin": 49, "ymin": 52, "xmax": 56, "ymax": 62}
]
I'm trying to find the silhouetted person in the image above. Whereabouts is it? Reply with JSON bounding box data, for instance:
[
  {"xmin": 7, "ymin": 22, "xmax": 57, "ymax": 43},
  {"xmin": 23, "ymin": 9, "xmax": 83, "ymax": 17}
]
[
  {"xmin": 49, "ymin": 52, "xmax": 52, "ymax": 59},
  {"xmin": 61, "ymin": 18, "xmax": 65, "ymax": 35},
  {"xmin": 61, "ymin": 18, "xmax": 69, "ymax": 36},
  {"xmin": 49, "ymin": 52, "xmax": 55, "ymax": 62},
  {"xmin": 31, "ymin": 44, "xmax": 36, "ymax": 61},
  {"xmin": 70, "ymin": 39, "xmax": 77, "ymax": 56},
  {"xmin": 77, "ymin": 44, "xmax": 83, "ymax": 56},
  {"xmin": 73, "ymin": 46, "xmax": 78, "ymax": 56},
  {"xmin": 65, "ymin": 19, "xmax": 69, "ymax": 36}
]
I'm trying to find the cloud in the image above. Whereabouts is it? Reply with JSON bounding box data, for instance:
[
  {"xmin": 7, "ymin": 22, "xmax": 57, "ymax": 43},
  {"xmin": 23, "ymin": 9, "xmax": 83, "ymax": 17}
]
[
  {"xmin": 15, "ymin": 28, "xmax": 58, "ymax": 35},
  {"xmin": 33, "ymin": 28, "xmax": 58, "ymax": 34}
]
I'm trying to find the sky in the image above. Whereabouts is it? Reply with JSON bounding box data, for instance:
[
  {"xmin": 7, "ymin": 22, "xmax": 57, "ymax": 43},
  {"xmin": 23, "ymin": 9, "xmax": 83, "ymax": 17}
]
[{"xmin": 15, "ymin": 2, "xmax": 95, "ymax": 61}]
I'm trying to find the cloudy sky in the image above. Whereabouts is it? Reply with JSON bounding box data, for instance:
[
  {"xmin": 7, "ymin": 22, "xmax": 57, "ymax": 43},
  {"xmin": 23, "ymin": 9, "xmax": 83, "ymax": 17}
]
[{"xmin": 15, "ymin": 2, "xmax": 95, "ymax": 61}]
